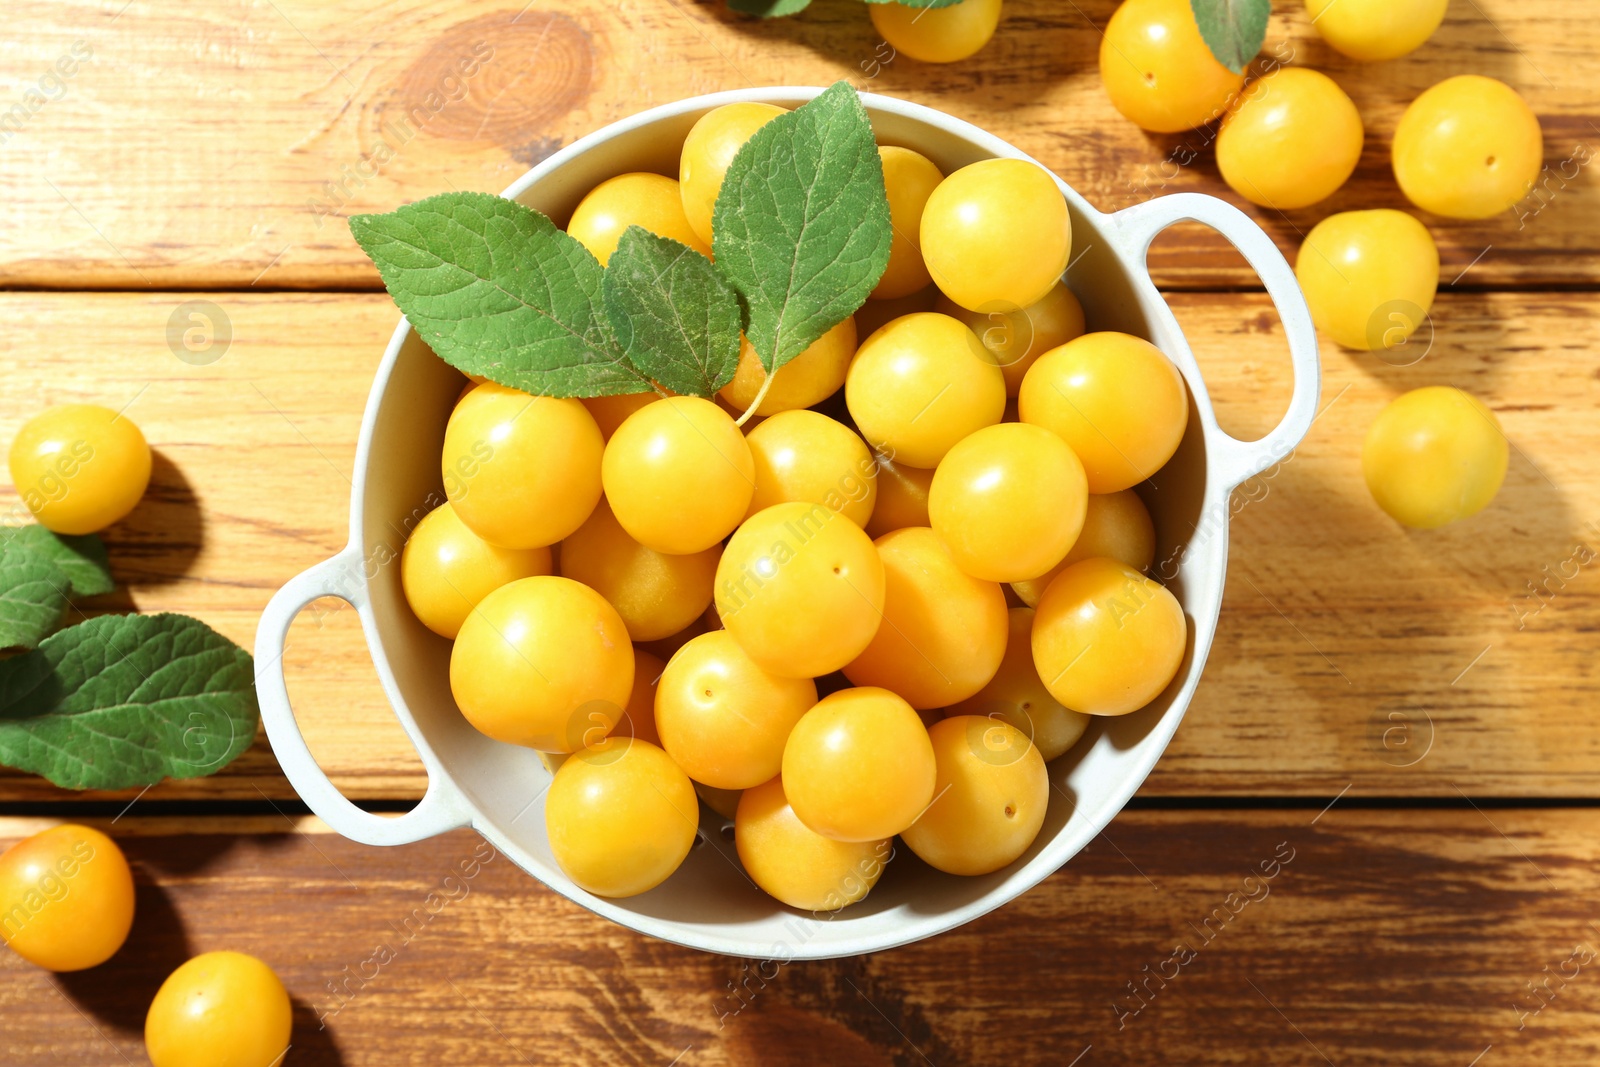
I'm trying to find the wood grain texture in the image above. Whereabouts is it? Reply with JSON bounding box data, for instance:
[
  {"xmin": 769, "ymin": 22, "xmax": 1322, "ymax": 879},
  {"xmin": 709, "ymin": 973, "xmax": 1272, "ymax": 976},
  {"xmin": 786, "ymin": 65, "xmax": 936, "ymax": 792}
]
[
  {"xmin": 0, "ymin": 0, "xmax": 1593, "ymax": 291},
  {"xmin": 0, "ymin": 289, "xmax": 1593, "ymax": 801},
  {"xmin": 1, "ymin": 5, "xmax": 1592, "ymax": 1065},
  {"xmin": 4, "ymin": 810, "xmax": 1598, "ymax": 1065}
]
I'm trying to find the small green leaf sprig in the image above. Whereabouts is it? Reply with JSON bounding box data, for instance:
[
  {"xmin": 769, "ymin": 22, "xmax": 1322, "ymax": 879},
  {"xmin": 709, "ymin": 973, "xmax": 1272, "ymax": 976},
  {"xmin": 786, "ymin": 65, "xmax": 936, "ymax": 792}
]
[
  {"xmin": 1189, "ymin": 0, "xmax": 1272, "ymax": 75},
  {"xmin": 350, "ymin": 81, "xmax": 894, "ymax": 418},
  {"xmin": 0, "ymin": 525, "xmax": 259, "ymax": 790}
]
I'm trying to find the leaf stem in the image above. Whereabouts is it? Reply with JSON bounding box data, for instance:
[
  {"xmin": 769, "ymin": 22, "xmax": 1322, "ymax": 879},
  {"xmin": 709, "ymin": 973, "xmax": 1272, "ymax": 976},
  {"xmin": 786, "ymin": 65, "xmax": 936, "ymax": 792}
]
[{"xmin": 735, "ymin": 373, "xmax": 774, "ymax": 427}]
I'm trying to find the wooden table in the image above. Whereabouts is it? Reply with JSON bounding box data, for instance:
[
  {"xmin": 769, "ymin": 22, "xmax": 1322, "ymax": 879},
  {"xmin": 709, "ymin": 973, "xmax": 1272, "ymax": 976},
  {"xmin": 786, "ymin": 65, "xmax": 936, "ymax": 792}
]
[{"xmin": 2, "ymin": 1, "xmax": 1596, "ymax": 1063}]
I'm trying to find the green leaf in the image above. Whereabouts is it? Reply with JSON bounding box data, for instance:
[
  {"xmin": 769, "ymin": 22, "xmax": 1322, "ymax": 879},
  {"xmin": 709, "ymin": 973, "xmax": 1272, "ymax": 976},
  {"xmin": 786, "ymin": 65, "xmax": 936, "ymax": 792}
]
[
  {"xmin": 0, "ymin": 613, "xmax": 260, "ymax": 790},
  {"xmin": 711, "ymin": 82, "xmax": 892, "ymax": 377},
  {"xmin": 350, "ymin": 192, "xmax": 652, "ymax": 398},
  {"xmin": 0, "ymin": 526, "xmax": 113, "ymax": 598},
  {"xmin": 728, "ymin": 0, "xmax": 812, "ymax": 15},
  {"xmin": 0, "ymin": 559, "xmax": 67, "ymax": 651},
  {"xmin": 1189, "ymin": 0, "xmax": 1270, "ymax": 75},
  {"xmin": 0, "ymin": 526, "xmax": 114, "ymax": 650},
  {"xmin": 602, "ymin": 227, "xmax": 743, "ymax": 398}
]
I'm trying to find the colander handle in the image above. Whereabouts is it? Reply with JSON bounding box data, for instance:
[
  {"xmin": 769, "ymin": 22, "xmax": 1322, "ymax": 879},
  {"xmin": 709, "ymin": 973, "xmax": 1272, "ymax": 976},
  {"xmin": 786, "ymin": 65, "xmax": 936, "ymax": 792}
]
[
  {"xmin": 1110, "ymin": 193, "xmax": 1322, "ymax": 489},
  {"xmin": 255, "ymin": 548, "xmax": 471, "ymax": 846}
]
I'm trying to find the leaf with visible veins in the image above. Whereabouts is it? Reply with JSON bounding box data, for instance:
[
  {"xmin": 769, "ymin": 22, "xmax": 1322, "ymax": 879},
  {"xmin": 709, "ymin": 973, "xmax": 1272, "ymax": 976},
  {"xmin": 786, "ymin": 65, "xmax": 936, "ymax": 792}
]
[
  {"xmin": 711, "ymin": 82, "xmax": 892, "ymax": 377},
  {"xmin": 1189, "ymin": 0, "xmax": 1270, "ymax": 74},
  {"xmin": 602, "ymin": 227, "xmax": 743, "ymax": 398},
  {"xmin": 0, "ymin": 613, "xmax": 260, "ymax": 790},
  {"xmin": 351, "ymin": 193, "xmax": 653, "ymax": 398}
]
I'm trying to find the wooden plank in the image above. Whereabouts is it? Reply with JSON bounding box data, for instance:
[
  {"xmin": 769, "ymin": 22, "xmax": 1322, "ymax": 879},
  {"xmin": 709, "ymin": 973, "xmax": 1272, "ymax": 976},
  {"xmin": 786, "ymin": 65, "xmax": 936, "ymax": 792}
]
[
  {"xmin": 1164, "ymin": 288, "xmax": 1600, "ymax": 796},
  {"xmin": 0, "ymin": 292, "xmax": 422, "ymax": 803},
  {"xmin": 0, "ymin": 289, "xmax": 1593, "ymax": 801},
  {"xmin": 0, "ymin": 0, "xmax": 1594, "ymax": 291},
  {"xmin": 3, "ymin": 809, "xmax": 1597, "ymax": 1064}
]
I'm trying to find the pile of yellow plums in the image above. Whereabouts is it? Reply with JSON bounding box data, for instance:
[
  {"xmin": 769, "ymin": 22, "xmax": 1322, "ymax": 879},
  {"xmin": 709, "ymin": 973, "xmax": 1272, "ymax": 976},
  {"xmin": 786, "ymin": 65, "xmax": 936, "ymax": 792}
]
[
  {"xmin": 402, "ymin": 103, "xmax": 1191, "ymax": 911},
  {"xmin": 1100, "ymin": 0, "xmax": 1529, "ymax": 529}
]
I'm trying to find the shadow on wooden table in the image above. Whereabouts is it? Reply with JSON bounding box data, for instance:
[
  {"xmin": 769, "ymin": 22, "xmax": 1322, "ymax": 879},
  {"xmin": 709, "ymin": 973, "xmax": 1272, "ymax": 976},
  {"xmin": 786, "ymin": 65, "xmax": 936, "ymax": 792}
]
[
  {"xmin": 50, "ymin": 877, "xmax": 345, "ymax": 1063},
  {"xmin": 289, "ymin": 996, "xmax": 347, "ymax": 1066},
  {"xmin": 55, "ymin": 880, "xmax": 191, "ymax": 1034},
  {"xmin": 99, "ymin": 449, "xmax": 205, "ymax": 592},
  {"xmin": 133, "ymin": 825, "xmax": 299, "ymax": 877}
]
